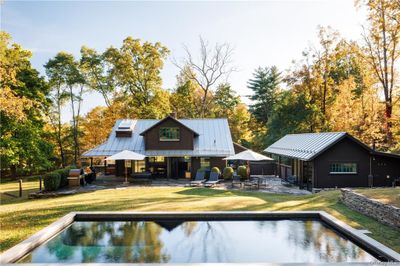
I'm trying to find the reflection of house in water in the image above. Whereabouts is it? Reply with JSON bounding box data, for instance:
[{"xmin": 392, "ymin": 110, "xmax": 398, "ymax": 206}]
[{"xmin": 154, "ymin": 220, "xmax": 184, "ymax": 232}]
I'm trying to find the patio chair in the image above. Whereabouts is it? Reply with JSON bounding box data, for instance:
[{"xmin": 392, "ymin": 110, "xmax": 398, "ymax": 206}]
[
  {"xmin": 189, "ymin": 171, "xmax": 206, "ymax": 186},
  {"xmin": 231, "ymin": 175, "xmax": 242, "ymax": 188},
  {"xmin": 243, "ymin": 177, "xmax": 258, "ymax": 189},
  {"xmin": 204, "ymin": 172, "xmax": 220, "ymax": 187}
]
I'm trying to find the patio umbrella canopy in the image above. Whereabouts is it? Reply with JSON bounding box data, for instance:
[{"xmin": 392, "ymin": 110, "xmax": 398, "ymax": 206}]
[
  {"xmin": 105, "ymin": 150, "xmax": 146, "ymax": 161},
  {"xmin": 223, "ymin": 149, "xmax": 273, "ymax": 161}
]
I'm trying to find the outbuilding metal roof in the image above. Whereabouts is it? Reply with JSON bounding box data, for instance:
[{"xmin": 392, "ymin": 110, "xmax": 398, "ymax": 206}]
[
  {"xmin": 264, "ymin": 132, "xmax": 347, "ymax": 161},
  {"xmin": 82, "ymin": 118, "xmax": 235, "ymax": 158}
]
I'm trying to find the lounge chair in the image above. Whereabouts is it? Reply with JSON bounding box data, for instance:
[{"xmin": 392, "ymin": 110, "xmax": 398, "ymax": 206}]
[
  {"xmin": 204, "ymin": 172, "xmax": 220, "ymax": 187},
  {"xmin": 189, "ymin": 171, "xmax": 206, "ymax": 186}
]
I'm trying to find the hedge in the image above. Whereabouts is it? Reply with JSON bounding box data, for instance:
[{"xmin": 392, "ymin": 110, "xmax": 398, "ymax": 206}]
[
  {"xmin": 54, "ymin": 168, "xmax": 71, "ymax": 188},
  {"xmin": 43, "ymin": 167, "xmax": 72, "ymax": 191},
  {"xmin": 223, "ymin": 167, "xmax": 234, "ymax": 180},
  {"xmin": 43, "ymin": 172, "xmax": 61, "ymax": 191}
]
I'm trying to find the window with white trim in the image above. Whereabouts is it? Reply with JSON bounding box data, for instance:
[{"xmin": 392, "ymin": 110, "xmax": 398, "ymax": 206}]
[{"xmin": 329, "ymin": 163, "xmax": 357, "ymax": 174}]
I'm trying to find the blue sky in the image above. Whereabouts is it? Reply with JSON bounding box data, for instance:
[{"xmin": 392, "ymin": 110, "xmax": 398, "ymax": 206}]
[{"xmin": 2, "ymin": 1, "xmax": 367, "ymax": 121}]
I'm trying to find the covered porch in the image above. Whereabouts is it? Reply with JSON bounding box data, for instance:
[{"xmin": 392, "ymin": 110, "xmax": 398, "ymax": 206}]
[{"xmin": 82, "ymin": 156, "xmax": 226, "ymax": 180}]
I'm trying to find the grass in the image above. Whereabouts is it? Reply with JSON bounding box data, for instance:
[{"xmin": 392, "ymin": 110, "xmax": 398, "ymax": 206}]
[
  {"xmin": 1, "ymin": 180, "xmax": 399, "ymax": 254},
  {"xmin": 355, "ymin": 187, "xmax": 400, "ymax": 208}
]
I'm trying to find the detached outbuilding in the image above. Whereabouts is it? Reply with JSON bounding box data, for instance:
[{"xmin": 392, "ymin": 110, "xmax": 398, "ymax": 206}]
[{"xmin": 264, "ymin": 132, "xmax": 400, "ymax": 190}]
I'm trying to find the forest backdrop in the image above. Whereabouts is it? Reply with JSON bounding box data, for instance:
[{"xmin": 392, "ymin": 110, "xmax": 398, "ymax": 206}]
[{"xmin": 1, "ymin": 0, "xmax": 399, "ymax": 177}]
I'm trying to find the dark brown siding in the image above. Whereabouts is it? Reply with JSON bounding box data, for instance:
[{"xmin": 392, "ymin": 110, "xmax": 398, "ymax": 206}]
[
  {"xmin": 233, "ymin": 143, "xmax": 247, "ymax": 154},
  {"xmin": 313, "ymin": 137, "xmax": 370, "ymax": 188},
  {"xmin": 191, "ymin": 157, "xmax": 200, "ymax": 177},
  {"xmin": 210, "ymin": 157, "xmax": 226, "ymax": 172},
  {"xmin": 372, "ymin": 155, "xmax": 400, "ymax": 186},
  {"xmin": 190, "ymin": 157, "xmax": 226, "ymax": 178},
  {"xmin": 249, "ymin": 161, "xmax": 276, "ymax": 175},
  {"xmin": 144, "ymin": 117, "xmax": 194, "ymax": 150}
]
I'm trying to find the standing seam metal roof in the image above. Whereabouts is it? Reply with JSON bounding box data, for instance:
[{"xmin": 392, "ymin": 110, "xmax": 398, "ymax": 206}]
[
  {"xmin": 82, "ymin": 118, "xmax": 235, "ymax": 157},
  {"xmin": 264, "ymin": 132, "xmax": 347, "ymax": 161}
]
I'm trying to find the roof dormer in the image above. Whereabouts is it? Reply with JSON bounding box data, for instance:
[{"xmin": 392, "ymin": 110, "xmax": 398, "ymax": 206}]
[{"xmin": 115, "ymin": 120, "xmax": 135, "ymax": 137}]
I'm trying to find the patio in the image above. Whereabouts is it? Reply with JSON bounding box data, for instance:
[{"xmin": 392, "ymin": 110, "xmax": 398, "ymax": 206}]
[
  {"xmin": 89, "ymin": 174, "xmax": 311, "ymax": 195},
  {"xmin": 27, "ymin": 173, "xmax": 310, "ymax": 199}
]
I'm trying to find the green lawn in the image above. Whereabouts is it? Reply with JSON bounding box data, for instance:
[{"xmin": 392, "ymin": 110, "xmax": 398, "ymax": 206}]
[
  {"xmin": 355, "ymin": 187, "xmax": 400, "ymax": 208},
  {"xmin": 1, "ymin": 181, "xmax": 399, "ymax": 254}
]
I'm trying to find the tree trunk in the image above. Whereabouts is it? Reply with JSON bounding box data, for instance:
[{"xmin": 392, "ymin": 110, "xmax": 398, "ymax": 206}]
[
  {"xmin": 69, "ymin": 86, "xmax": 78, "ymax": 166},
  {"xmin": 384, "ymin": 102, "xmax": 393, "ymax": 145},
  {"xmin": 10, "ymin": 165, "xmax": 17, "ymax": 179},
  {"xmin": 57, "ymin": 97, "xmax": 65, "ymax": 167}
]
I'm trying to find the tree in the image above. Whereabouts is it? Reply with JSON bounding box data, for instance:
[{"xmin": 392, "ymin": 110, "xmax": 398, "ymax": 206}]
[
  {"xmin": 45, "ymin": 52, "xmax": 85, "ymax": 166},
  {"xmin": 213, "ymin": 83, "xmax": 240, "ymax": 115},
  {"xmin": 170, "ymin": 67, "xmax": 200, "ymax": 118},
  {"xmin": 174, "ymin": 37, "xmax": 236, "ymax": 117},
  {"xmin": 248, "ymin": 66, "xmax": 281, "ymax": 124},
  {"xmin": 105, "ymin": 37, "xmax": 170, "ymax": 118},
  {"xmin": 80, "ymin": 106, "xmax": 116, "ymax": 152},
  {"xmin": 0, "ymin": 32, "xmax": 53, "ymax": 177},
  {"xmin": 80, "ymin": 46, "xmax": 115, "ymax": 107},
  {"xmin": 358, "ymin": 0, "xmax": 400, "ymax": 146},
  {"xmin": 266, "ymin": 91, "xmax": 315, "ymax": 146}
]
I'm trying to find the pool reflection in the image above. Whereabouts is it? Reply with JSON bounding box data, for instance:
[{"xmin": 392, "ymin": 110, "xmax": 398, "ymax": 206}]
[{"xmin": 19, "ymin": 220, "xmax": 378, "ymax": 263}]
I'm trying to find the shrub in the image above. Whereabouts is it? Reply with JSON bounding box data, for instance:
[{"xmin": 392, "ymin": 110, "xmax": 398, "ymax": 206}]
[
  {"xmin": 237, "ymin": 165, "xmax": 248, "ymax": 179},
  {"xmin": 223, "ymin": 167, "xmax": 234, "ymax": 180},
  {"xmin": 54, "ymin": 168, "xmax": 70, "ymax": 188},
  {"xmin": 43, "ymin": 172, "xmax": 61, "ymax": 191},
  {"xmin": 211, "ymin": 167, "xmax": 220, "ymax": 174}
]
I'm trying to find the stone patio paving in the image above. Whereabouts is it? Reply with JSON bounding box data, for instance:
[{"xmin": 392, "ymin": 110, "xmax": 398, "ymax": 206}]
[{"xmin": 29, "ymin": 175, "xmax": 311, "ymax": 198}]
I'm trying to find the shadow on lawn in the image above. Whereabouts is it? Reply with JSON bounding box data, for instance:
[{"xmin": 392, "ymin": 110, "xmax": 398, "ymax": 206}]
[{"xmin": 2, "ymin": 187, "xmax": 400, "ymax": 253}]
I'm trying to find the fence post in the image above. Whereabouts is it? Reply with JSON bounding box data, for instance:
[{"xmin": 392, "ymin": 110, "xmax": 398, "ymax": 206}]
[
  {"xmin": 19, "ymin": 179, "xmax": 22, "ymax": 197},
  {"xmin": 39, "ymin": 176, "xmax": 42, "ymax": 191}
]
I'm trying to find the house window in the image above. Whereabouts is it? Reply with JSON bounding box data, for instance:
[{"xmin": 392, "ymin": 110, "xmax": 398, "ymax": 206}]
[
  {"xmin": 200, "ymin": 157, "xmax": 210, "ymax": 170},
  {"xmin": 329, "ymin": 163, "xmax": 357, "ymax": 174},
  {"xmin": 133, "ymin": 160, "xmax": 146, "ymax": 173},
  {"xmin": 159, "ymin": 127, "xmax": 180, "ymax": 141},
  {"xmin": 148, "ymin": 156, "xmax": 165, "ymax": 163}
]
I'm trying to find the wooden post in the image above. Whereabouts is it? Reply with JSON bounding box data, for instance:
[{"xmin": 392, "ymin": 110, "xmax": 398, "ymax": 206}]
[
  {"xmin": 90, "ymin": 157, "xmax": 93, "ymax": 167},
  {"xmin": 39, "ymin": 176, "xmax": 42, "ymax": 191},
  {"xmin": 104, "ymin": 157, "xmax": 107, "ymax": 175},
  {"xmin": 19, "ymin": 179, "xmax": 22, "ymax": 197}
]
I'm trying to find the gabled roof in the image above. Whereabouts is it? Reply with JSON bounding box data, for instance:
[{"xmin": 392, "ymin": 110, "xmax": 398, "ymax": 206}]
[
  {"xmin": 265, "ymin": 132, "xmax": 400, "ymax": 161},
  {"xmin": 139, "ymin": 116, "xmax": 199, "ymax": 136},
  {"xmin": 82, "ymin": 118, "xmax": 234, "ymax": 157},
  {"xmin": 264, "ymin": 132, "xmax": 348, "ymax": 161}
]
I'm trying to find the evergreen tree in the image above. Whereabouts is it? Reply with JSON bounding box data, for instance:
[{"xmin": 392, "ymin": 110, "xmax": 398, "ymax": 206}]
[{"xmin": 248, "ymin": 66, "xmax": 281, "ymax": 124}]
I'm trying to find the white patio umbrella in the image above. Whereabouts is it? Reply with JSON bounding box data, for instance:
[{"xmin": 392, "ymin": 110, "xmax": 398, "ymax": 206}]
[
  {"xmin": 106, "ymin": 150, "xmax": 146, "ymax": 184},
  {"xmin": 223, "ymin": 150, "xmax": 273, "ymax": 161},
  {"xmin": 224, "ymin": 150, "xmax": 273, "ymax": 178}
]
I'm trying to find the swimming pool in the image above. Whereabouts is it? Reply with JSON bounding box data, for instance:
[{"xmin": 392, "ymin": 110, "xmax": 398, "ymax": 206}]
[{"xmin": 2, "ymin": 211, "xmax": 399, "ymax": 264}]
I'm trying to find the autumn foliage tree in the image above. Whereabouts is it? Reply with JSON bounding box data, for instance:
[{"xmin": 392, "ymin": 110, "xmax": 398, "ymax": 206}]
[{"xmin": 0, "ymin": 32, "xmax": 53, "ymax": 177}]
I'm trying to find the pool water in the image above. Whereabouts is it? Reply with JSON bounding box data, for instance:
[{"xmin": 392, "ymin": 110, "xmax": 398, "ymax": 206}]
[{"xmin": 19, "ymin": 220, "xmax": 378, "ymax": 263}]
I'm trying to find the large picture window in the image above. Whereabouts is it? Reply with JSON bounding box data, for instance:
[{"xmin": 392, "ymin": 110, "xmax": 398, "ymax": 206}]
[
  {"xmin": 159, "ymin": 127, "xmax": 180, "ymax": 141},
  {"xmin": 329, "ymin": 163, "xmax": 357, "ymax": 174}
]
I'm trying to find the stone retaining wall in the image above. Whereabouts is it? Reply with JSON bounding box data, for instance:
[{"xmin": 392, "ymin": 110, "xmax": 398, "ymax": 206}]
[{"xmin": 341, "ymin": 188, "xmax": 400, "ymax": 229}]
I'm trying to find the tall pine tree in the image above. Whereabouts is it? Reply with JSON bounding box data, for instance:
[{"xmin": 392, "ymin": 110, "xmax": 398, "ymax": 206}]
[{"xmin": 248, "ymin": 66, "xmax": 281, "ymax": 124}]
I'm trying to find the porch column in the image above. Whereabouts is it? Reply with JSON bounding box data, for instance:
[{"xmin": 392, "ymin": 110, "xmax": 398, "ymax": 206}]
[
  {"xmin": 277, "ymin": 156, "xmax": 281, "ymax": 178},
  {"xmin": 166, "ymin": 157, "xmax": 171, "ymax": 179}
]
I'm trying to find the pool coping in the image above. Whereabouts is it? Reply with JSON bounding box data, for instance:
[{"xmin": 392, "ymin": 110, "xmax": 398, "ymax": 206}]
[{"xmin": 1, "ymin": 211, "xmax": 399, "ymax": 264}]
